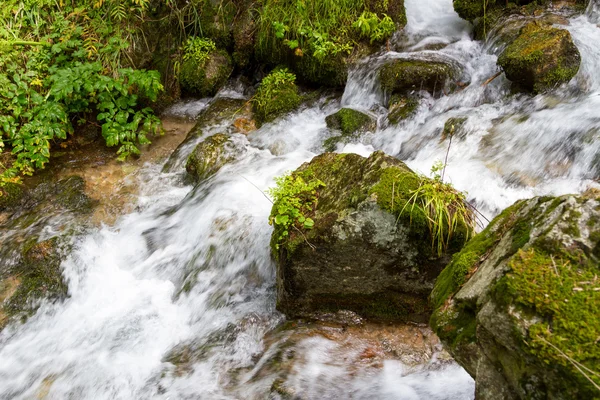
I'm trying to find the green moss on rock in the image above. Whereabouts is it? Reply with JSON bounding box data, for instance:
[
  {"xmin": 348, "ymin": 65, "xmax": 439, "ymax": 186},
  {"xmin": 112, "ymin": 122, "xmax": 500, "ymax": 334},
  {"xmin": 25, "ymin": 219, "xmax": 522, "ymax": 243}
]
[
  {"xmin": 270, "ymin": 151, "xmax": 471, "ymax": 322},
  {"xmin": 380, "ymin": 59, "xmax": 455, "ymax": 95},
  {"xmin": 0, "ymin": 182, "xmax": 24, "ymax": 210},
  {"xmin": 185, "ymin": 133, "xmax": 235, "ymax": 183},
  {"xmin": 255, "ymin": 0, "xmax": 406, "ymax": 87},
  {"xmin": 179, "ymin": 49, "xmax": 233, "ymax": 97},
  {"xmin": 498, "ymin": 22, "xmax": 581, "ymax": 93},
  {"xmin": 431, "ymin": 194, "xmax": 600, "ymax": 398},
  {"xmin": 3, "ymin": 236, "xmax": 70, "ymax": 323},
  {"xmin": 252, "ymin": 69, "xmax": 301, "ymax": 124},
  {"xmin": 324, "ymin": 108, "xmax": 376, "ymax": 151}
]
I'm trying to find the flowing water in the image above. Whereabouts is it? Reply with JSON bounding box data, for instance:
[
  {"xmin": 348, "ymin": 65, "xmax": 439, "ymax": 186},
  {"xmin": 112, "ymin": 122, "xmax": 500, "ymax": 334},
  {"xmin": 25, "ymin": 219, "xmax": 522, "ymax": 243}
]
[{"xmin": 2, "ymin": 0, "xmax": 600, "ymax": 398}]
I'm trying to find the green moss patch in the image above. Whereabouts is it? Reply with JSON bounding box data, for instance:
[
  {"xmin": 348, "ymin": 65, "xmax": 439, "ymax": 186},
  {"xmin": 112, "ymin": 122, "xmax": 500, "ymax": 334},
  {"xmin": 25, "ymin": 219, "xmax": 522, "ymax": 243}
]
[
  {"xmin": 179, "ymin": 38, "xmax": 233, "ymax": 97},
  {"xmin": 252, "ymin": 68, "xmax": 301, "ymax": 124},
  {"xmin": 500, "ymin": 246, "xmax": 600, "ymax": 395},
  {"xmin": 380, "ymin": 59, "xmax": 455, "ymax": 95},
  {"xmin": 0, "ymin": 182, "xmax": 24, "ymax": 210},
  {"xmin": 324, "ymin": 108, "xmax": 376, "ymax": 151},
  {"xmin": 3, "ymin": 237, "xmax": 70, "ymax": 322},
  {"xmin": 498, "ymin": 22, "xmax": 581, "ymax": 93}
]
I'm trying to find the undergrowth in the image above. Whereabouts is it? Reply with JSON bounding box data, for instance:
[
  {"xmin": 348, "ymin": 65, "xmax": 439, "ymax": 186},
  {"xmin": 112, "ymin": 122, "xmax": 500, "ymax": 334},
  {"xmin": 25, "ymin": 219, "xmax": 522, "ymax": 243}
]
[{"xmin": 0, "ymin": 0, "xmax": 165, "ymax": 186}]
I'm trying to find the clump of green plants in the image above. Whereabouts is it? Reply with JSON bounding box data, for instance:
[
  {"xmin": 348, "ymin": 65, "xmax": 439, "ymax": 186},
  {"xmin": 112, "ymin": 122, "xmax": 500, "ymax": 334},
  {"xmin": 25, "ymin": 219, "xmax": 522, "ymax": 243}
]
[
  {"xmin": 183, "ymin": 37, "xmax": 217, "ymax": 64},
  {"xmin": 179, "ymin": 36, "xmax": 232, "ymax": 96},
  {"xmin": 403, "ymin": 161, "xmax": 477, "ymax": 257},
  {"xmin": 0, "ymin": 0, "xmax": 165, "ymax": 186},
  {"xmin": 267, "ymin": 172, "xmax": 326, "ymax": 249},
  {"xmin": 252, "ymin": 68, "xmax": 301, "ymax": 123},
  {"xmin": 353, "ymin": 11, "xmax": 396, "ymax": 43}
]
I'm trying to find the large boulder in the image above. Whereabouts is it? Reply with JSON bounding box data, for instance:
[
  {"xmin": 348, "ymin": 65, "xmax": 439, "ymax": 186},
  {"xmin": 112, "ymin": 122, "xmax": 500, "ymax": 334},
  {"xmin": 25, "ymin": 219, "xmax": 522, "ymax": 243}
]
[
  {"xmin": 270, "ymin": 151, "xmax": 472, "ymax": 322},
  {"xmin": 430, "ymin": 194, "xmax": 600, "ymax": 399},
  {"xmin": 380, "ymin": 59, "xmax": 456, "ymax": 95},
  {"xmin": 498, "ymin": 22, "xmax": 581, "ymax": 93}
]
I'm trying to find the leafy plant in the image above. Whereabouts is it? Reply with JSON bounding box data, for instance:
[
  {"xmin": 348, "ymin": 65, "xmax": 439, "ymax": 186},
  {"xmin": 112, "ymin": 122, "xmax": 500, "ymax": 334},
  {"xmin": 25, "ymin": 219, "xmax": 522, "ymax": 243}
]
[
  {"xmin": 353, "ymin": 11, "xmax": 396, "ymax": 43},
  {"xmin": 0, "ymin": 0, "xmax": 165, "ymax": 185},
  {"xmin": 183, "ymin": 37, "xmax": 217, "ymax": 63},
  {"xmin": 267, "ymin": 173, "xmax": 326, "ymax": 249},
  {"xmin": 402, "ymin": 161, "xmax": 476, "ymax": 256},
  {"xmin": 252, "ymin": 68, "xmax": 301, "ymax": 122}
]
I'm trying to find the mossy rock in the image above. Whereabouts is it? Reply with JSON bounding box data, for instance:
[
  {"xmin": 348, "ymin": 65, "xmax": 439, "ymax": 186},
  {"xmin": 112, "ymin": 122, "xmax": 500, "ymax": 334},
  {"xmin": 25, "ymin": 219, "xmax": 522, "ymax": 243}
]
[
  {"xmin": 380, "ymin": 59, "xmax": 456, "ymax": 95},
  {"xmin": 1, "ymin": 236, "xmax": 70, "ymax": 327},
  {"xmin": 431, "ymin": 194, "xmax": 600, "ymax": 399},
  {"xmin": 164, "ymin": 97, "xmax": 251, "ymax": 172},
  {"xmin": 498, "ymin": 22, "xmax": 581, "ymax": 93},
  {"xmin": 270, "ymin": 151, "xmax": 470, "ymax": 322},
  {"xmin": 252, "ymin": 72, "xmax": 301, "ymax": 124},
  {"xmin": 0, "ymin": 182, "xmax": 24, "ymax": 211},
  {"xmin": 185, "ymin": 133, "xmax": 236, "ymax": 183},
  {"xmin": 387, "ymin": 95, "xmax": 419, "ymax": 125},
  {"xmin": 179, "ymin": 50, "xmax": 233, "ymax": 97},
  {"xmin": 324, "ymin": 108, "xmax": 376, "ymax": 151}
]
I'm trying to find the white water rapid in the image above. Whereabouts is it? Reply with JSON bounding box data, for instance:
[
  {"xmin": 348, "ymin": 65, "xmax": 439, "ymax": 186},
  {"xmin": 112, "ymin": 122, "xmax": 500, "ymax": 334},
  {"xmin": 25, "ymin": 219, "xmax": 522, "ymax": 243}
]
[{"xmin": 2, "ymin": 0, "xmax": 600, "ymax": 399}]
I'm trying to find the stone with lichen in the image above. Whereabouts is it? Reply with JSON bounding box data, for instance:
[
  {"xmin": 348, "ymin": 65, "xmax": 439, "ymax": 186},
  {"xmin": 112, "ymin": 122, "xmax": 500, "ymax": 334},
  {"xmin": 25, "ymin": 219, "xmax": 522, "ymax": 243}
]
[
  {"xmin": 498, "ymin": 22, "xmax": 581, "ymax": 93},
  {"xmin": 430, "ymin": 193, "xmax": 600, "ymax": 399},
  {"xmin": 270, "ymin": 151, "xmax": 471, "ymax": 322}
]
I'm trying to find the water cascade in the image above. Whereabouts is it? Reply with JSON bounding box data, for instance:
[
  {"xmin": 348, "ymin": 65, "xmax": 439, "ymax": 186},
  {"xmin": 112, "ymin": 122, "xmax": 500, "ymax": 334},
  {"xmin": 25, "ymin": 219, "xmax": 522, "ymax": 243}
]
[{"xmin": 1, "ymin": 0, "xmax": 599, "ymax": 398}]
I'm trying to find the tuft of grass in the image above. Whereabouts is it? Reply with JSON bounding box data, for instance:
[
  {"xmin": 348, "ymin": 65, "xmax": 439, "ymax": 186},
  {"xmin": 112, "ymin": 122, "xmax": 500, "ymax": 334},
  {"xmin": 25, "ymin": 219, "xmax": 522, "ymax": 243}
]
[{"xmin": 402, "ymin": 161, "xmax": 477, "ymax": 257}]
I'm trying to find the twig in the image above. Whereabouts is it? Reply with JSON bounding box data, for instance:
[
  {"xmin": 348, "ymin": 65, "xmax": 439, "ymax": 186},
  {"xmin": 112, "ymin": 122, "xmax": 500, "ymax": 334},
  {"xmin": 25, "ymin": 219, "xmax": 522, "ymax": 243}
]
[
  {"xmin": 537, "ymin": 336, "xmax": 600, "ymax": 391},
  {"xmin": 238, "ymin": 174, "xmax": 273, "ymax": 204},
  {"xmin": 481, "ymin": 71, "xmax": 502, "ymax": 87},
  {"xmin": 441, "ymin": 130, "xmax": 453, "ymax": 182},
  {"xmin": 239, "ymin": 174, "xmax": 317, "ymax": 251}
]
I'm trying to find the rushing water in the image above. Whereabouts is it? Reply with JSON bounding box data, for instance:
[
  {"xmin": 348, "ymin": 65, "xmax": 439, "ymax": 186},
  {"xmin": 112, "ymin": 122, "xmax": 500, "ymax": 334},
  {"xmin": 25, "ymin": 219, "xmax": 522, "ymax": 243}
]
[{"xmin": 2, "ymin": 0, "xmax": 600, "ymax": 398}]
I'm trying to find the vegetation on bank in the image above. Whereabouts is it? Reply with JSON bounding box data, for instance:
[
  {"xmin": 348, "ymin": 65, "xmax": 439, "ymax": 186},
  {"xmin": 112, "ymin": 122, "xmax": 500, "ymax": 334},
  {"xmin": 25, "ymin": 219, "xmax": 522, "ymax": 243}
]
[
  {"xmin": 256, "ymin": 0, "xmax": 405, "ymax": 86},
  {"xmin": 0, "ymin": 0, "xmax": 166, "ymax": 186}
]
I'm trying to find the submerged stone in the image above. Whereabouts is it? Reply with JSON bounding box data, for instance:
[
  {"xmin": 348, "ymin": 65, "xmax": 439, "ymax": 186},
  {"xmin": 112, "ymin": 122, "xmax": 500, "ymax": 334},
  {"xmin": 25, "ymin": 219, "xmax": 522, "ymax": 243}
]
[
  {"xmin": 270, "ymin": 151, "xmax": 471, "ymax": 322},
  {"xmin": 498, "ymin": 22, "xmax": 581, "ymax": 93},
  {"xmin": 185, "ymin": 134, "xmax": 236, "ymax": 183},
  {"xmin": 387, "ymin": 95, "xmax": 419, "ymax": 125},
  {"xmin": 430, "ymin": 194, "xmax": 600, "ymax": 399},
  {"xmin": 324, "ymin": 108, "xmax": 376, "ymax": 151}
]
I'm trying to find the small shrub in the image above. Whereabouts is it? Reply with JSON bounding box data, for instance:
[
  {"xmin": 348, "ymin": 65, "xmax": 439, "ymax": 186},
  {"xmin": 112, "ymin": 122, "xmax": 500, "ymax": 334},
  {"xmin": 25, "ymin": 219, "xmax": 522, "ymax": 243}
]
[
  {"xmin": 252, "ymin": 68, "xmax": 301, "ymax": 123},
  {"xmin": 267, "ymin": 172, "xmax": 326, "ymax": 249},
  {"xmin": 183, "ymin": 37, "xmax": 217, "ymax": 64},
  {"xmin": 353, "ymin": 11, "xmax": 396, "ymax": 43}
]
